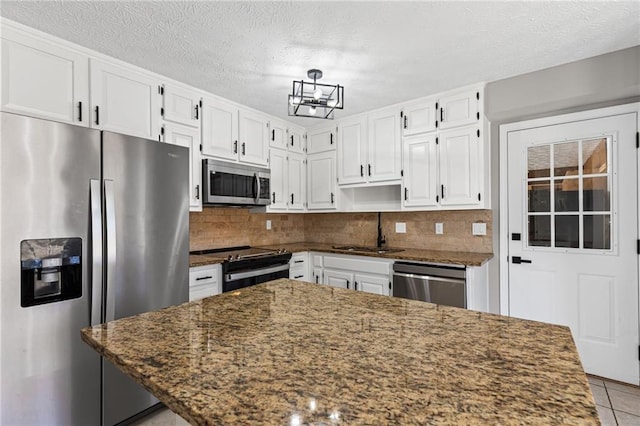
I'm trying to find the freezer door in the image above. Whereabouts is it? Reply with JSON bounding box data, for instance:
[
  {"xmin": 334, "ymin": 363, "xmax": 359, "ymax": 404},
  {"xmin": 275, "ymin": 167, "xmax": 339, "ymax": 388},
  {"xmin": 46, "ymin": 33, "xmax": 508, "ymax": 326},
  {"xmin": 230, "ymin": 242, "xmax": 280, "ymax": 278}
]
[
  {"xmin": 101, "ymin": 131, "xmax": 189, "ymax": 425},
  {"xmin": 0, "ymin": 113, "xmax": 101, "ymax": 425}
]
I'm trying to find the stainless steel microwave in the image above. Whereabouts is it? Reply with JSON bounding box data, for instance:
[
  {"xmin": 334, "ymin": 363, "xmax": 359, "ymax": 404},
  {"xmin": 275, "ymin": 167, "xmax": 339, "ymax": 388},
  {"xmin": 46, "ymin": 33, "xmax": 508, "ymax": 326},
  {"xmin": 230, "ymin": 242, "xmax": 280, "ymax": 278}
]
[{"xmin": 202, "ymin": 159, "xmax": 271, "ymax": 206}]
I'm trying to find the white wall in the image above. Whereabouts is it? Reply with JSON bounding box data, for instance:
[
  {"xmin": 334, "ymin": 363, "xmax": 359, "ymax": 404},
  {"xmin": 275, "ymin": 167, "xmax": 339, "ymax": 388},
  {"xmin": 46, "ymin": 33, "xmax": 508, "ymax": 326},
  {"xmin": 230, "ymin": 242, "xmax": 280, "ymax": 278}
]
[{"xmin": 485, "ymin": 45, "xmax": 640, "ymax": 313}]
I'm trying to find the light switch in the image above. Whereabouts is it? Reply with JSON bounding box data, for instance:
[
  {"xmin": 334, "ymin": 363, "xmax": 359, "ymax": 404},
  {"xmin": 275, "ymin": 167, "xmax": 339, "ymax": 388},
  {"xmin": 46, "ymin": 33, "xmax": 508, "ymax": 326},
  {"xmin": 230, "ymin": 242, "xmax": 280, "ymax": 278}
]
[
  {"xmin": 395, "ymin": 222, "xmax": 406, "ymax": 233},
  {"xmin": 266, "ymin": 220, "xmax": 272, "ymax": 230},
  {"xmin": 472, "ymin": 223, "xmax": 487, "ymax": 235},
  {"xmin": 435, "ymin": 223, "xmax": 444, "ymax": 234}
]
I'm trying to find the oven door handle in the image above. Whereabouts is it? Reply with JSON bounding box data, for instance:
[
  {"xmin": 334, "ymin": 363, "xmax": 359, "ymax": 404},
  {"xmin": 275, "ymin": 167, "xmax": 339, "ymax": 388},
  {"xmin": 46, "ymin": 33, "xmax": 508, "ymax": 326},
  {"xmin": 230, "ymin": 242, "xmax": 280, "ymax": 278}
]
[{"xmin": 226, "ymin": 263, "xmax": 289, "ymax": 282}]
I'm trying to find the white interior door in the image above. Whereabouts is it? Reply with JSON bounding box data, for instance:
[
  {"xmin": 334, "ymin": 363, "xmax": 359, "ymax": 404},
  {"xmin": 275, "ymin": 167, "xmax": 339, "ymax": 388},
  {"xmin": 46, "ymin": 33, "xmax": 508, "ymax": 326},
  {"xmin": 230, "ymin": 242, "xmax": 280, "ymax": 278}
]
[{"xmin": 506, "ymin": 112, "xmax": 639, "ymax": 384}]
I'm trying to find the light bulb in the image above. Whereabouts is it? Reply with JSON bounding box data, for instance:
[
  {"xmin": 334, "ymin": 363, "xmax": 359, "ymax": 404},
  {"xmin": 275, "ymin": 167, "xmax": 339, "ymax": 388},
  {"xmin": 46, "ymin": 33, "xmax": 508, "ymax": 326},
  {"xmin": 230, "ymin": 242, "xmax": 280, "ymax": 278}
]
[
  {"xmin": 327, "ymin": 98, "xmax": 337, "ymax": 108},
  {"xmin": 289, "ymin": 96, "xmax": 301, "ymax": 106},
  {"xmin": 313, "ymin": 88, "xmax": 323, "ymax": 100},
  {"xmin": 308, "ymin": 106, "xmax": 317, "ymax": 116}
]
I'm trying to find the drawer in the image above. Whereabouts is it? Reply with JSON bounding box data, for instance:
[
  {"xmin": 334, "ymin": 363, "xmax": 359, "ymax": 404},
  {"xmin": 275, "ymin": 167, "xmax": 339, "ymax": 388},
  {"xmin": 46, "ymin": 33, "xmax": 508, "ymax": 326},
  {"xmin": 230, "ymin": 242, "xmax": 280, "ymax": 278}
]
[
  {"xmin": 323, "ymin": 255, "xmax": 391, "ymax": 275},
  {"xmin": 189, "ymin": 264, "xmax": 221, "ymax": 301},
  {"xmin": 189, "ymin": 283, "xmax": 219, "ymax": 301}
]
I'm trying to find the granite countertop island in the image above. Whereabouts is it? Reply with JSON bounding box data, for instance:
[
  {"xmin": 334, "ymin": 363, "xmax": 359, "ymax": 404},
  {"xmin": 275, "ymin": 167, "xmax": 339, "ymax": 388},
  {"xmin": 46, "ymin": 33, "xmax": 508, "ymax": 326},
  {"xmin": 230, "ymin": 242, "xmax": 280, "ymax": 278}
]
[
  {"xmin": 82, "ymin": 279, "xmax": 597, "ymax": 425},
  {"xmin": 189, "ymin": 242, "xmax": 493, "ymax": 268}
]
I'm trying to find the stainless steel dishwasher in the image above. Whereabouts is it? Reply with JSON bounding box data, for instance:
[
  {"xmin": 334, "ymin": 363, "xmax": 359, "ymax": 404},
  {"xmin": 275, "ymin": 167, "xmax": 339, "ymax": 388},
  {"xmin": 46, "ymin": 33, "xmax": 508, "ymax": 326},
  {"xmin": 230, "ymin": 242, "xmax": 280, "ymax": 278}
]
[{"xmin": 392, "ymin": 262, "xmax": 466, "ymax": 308}]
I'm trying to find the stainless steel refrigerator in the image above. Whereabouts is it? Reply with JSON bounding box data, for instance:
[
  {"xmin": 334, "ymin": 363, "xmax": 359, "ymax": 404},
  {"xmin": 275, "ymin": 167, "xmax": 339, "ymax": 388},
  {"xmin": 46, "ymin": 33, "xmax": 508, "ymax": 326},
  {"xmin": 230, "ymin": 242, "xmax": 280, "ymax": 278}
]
[{"xmin": 0, "ymin": 112, "xmax": 189, "ymax": 425}]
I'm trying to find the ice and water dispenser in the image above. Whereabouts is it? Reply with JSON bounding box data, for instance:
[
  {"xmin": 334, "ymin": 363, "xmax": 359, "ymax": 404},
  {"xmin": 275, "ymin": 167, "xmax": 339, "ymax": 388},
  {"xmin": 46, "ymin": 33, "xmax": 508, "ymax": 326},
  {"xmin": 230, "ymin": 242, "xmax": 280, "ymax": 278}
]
[{"xmin": 20, "ymin": 238, "xmax": 82, "ymax": 307}]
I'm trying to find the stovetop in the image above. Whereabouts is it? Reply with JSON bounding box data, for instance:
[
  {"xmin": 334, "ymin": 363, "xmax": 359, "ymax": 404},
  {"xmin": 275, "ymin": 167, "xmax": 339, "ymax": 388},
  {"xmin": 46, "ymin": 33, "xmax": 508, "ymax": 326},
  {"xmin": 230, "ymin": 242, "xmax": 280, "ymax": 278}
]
[{"xmin": 190, "ymin": 246, "xmax": 290, "ymax": 262}]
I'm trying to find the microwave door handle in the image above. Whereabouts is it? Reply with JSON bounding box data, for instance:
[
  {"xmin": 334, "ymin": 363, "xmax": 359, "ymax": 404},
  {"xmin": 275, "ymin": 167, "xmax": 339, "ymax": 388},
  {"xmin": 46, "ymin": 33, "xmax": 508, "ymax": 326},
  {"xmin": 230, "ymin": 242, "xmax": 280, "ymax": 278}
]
[{"xmin": 255, "ymin": 173, "xmax": 260, "ymax": 202}]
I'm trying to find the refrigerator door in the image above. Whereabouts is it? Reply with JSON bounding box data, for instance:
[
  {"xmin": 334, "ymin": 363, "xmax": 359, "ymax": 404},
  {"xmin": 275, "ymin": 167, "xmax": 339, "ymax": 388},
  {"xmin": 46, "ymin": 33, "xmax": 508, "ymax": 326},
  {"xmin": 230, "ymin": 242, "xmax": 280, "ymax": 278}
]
[
  {"xmin": 101, "ymin": 131, "xmax": 189, "ymax": 425},
  {"xmin": 0, "ymin": 113, "xmax": 101, "ymax": 425}
]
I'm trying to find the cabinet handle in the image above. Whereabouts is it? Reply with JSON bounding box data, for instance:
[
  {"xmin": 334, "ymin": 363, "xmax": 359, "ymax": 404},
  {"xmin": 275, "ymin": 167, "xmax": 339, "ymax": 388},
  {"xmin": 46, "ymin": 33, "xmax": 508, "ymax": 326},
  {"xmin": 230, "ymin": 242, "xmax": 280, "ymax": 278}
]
[
  {"xmin": 404, "ymin": 187, "xmax": 408, "ymax": 201},
  {"xmin": 403, "ymin": 115, "xmax": 408, "ymax": 129},
  {"xmin": 95, "ymin": 106, "xmax": 100, "ymax": 125},
  {"xmin": 291, "ymin": 135, "xmax": 294, "ymax": 146},
  {"xmin": 294, "ymin": 275, "xmax": 304, "ymax": 279},
  {"xmin": 346, "ymin": 279, "xmax": 350, "ymax": 289},
  {"xmin": 272, "ymin": 192, "xmax": 276, "ymax": 203},
  {"xmin": 440, "ymin": 107, "xmax": 444, "ymax": 122},
  {"xmin": 441, "ymin": 184, "xmax": 445, "ymax": 199},
  {"xmin": 234, "ymin": 140, "xmax": 238, "ymax": 153},
  {"xmin": 368, "ymin": 164, "xmax": 371, "ymax": 177},
  {"xmin": 272, "ymin": 129, "xmax": 275, "ymax": 141},
  {"xmin": 242, "ymin": 142, "xmax": 246, "ymax": 155},
  {"xmin": 330, "ymin": 192, "xmax": 335, "ymax": 204},
  {"xmin": 291, "ymin": 193, "xmax": 294, "ymax": 204},
  {"xmin": 330, "ymin": 133, "xmax": 334, "ymax": 144},
  {"xmin": 355, "ymin": 281, "xmax": 358, "ymax": 291},
  {"xmin": 195, "ymin": 105, "xmax": 199, "ymax": 120},
  {"xmin": 294, "ymin": 260, "xmax": 304, "ymax": 264},
  {"xmin": 78, "ymin": 101, "xmax": 83, "ymax": 122},
  {"xmin": 315, "ymin": 275, "xmax": 319, "ymax": 284},
  {"xmin": 195, "ymin": 184, "xmax": 200, "ymax": 200},
  {"xmin": 360, "ymin": 165, "xmax": 364, "ymax": 177},
  {"xmin": 195, "ymin": 276, "xmax": 213, "ymax": 281}
]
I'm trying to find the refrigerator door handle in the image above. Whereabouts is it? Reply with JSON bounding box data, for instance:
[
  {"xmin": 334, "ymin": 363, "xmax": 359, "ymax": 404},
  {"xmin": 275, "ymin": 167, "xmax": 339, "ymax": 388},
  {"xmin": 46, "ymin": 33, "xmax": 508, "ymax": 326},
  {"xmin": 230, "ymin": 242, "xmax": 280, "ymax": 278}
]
[
  {"xmin": 90, "ymin": 179, "xmax": 103, "ymax": 326},
  {"xmin": 104, "ymin": 179, "xmax": 117, "ymax": 322}
]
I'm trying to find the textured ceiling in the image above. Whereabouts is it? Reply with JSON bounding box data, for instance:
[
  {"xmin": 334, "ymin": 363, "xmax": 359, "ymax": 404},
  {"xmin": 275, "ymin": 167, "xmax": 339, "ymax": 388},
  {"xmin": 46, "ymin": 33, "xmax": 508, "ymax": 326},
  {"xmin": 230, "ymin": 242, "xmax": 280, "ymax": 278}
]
[{"xmin": 1, "ymin": 1, "xmax": 639, "ymax": 126}]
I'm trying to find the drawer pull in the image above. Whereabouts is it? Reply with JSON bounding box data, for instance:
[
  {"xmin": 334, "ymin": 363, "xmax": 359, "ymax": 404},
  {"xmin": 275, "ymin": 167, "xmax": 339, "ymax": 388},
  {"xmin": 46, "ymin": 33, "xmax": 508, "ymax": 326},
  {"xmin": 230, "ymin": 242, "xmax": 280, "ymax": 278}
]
[
  {"xmin": 294, "ymin": 260, "xmax": 304, "ymax": 263},
  {"xmin": 294, "ymin": 275, "xmax": 304, "ymax": 279},
  {"xmin": 195, "ymin": 276, "xmax": 213, "ymax": 281}
]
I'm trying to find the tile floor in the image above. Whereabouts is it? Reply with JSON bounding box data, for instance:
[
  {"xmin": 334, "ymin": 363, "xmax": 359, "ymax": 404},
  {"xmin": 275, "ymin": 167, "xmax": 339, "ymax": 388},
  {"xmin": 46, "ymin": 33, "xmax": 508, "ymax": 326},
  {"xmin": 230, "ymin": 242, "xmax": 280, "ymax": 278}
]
[
  {"xmin": 588, "ymin": 375, "xmax": 640, "ymax": 426},
  {"xmin": 133, "ymin": 375, "xmax": 640, "ymax": 425}
]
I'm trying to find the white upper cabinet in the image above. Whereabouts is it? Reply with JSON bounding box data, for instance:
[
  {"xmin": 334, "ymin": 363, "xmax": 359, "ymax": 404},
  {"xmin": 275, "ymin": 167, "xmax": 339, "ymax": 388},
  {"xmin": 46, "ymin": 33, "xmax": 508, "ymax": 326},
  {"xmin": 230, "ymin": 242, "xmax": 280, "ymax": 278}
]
[
  {"xmin": 307, "ymin": 150, "xmax": 337, "ymax": 210},
  {"xmin": 307, "ymin": 125, "xmax": 336, "ymax": 154},
  {"xmin": 200, "ymin": 95, "xmax": 238, "ymax": 161},
  {"xmin": 1, "ymin": 25, "xmax": 89, "ymax": 125},
  {"xmin": 438, "ymin": 125, "xmax": 481, "ymax": 206},
  {"xmin": 269, "ymin": 119, "xmax": 288, "ymax": 149},
  {"xmin": 163, "ymin": 122, "xmax": 202, "ymax": 211},
  {"xmin": 238, "ymin": 109, "xmax": 269, "ymax": 166},
  {"xmin": 402, "ymin": 133, "xmax": 438, "ymax": 208},
  {"xmin": 337, "ymin": 115, "xmax": 367, "ymax": 185},
  {"xmin": 90, "ymin": 59, "xmax": 161, "ymax": 140},
  {"xmin": 401, "ymin": 97, "xmax": 437, "ymax": 136},
  {"xmin": 368, "ymin": 106, "xmax": 401, "ymax": 183},
  {"xmin": 268, "ymin": 148, "xmax": 288, "ymax": 210},
  {"xmin": 437, "ymin": 87, "xmax": 482, "ymax": 130},
  {"xmin": 161, "ymin": 84, "xmax": 201, "ymax": 128},
  {"xmin": 288, "ymin": 152, "xmax": 306, "ymax": 211},
  {"xmin": 288, "ymin": 125, "xmax": 306, "ymax": 154}
]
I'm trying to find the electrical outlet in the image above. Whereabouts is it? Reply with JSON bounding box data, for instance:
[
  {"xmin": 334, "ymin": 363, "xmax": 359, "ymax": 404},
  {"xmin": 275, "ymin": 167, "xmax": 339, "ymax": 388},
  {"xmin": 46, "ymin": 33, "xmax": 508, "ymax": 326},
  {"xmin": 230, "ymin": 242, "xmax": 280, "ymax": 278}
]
[
  {"xmin": 472, "ymin": 222, "xmax": 486, "ymax": 236},
  {"xmin": 395, "ymin": 222, "xmax": 406, "ymax": 233},
  {"xmin": 266, "ymin": 220, "xmax": 272, "ymax": 230},
  {"xmin": 435, "ymin": 223, "xmax": 444, "ymax": 235}
]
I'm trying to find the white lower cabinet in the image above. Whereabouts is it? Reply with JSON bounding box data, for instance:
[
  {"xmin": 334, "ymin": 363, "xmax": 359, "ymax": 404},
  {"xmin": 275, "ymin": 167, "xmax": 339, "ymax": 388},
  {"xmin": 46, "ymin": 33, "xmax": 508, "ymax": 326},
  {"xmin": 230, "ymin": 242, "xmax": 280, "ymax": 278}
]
[
  {"xmin": 323, "ymin": 269, "xmax": 353, "ymax": 289},
  {"xmin": 289, "ymin": 252, "xmax": 310, "ymax": 282},
  {"xmin": 354, "ymin": 273, "xmax": 389, "ymax": 295},
  {"xmin": 317, "ymin": 253, "xmax": 392, "ymax": 296},
  {"xmin": 188, "ymin": 264, "xmax": 221, "ymax": 301}
]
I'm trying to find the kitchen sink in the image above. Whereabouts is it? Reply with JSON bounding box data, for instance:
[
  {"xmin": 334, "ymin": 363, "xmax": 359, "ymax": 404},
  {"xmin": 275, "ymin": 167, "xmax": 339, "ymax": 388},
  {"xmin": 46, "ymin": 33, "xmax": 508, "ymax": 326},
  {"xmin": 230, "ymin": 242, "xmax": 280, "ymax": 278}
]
[{"xmin": 332, "ymin": 245, "xmax": 404, "ymax": 255}]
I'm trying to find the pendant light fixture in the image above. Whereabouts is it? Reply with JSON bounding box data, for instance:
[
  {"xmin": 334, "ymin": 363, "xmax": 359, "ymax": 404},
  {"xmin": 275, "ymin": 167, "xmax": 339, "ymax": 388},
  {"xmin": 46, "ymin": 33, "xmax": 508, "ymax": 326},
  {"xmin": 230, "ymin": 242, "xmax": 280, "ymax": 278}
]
[{"xmin": 288, "ymin": 69, "xmax": 344, "ymax": 119}]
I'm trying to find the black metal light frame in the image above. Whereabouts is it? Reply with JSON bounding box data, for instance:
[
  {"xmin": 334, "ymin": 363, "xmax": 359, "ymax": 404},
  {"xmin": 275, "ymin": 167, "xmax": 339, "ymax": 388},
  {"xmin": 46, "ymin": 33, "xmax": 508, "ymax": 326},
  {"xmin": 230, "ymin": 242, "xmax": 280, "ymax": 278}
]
[{"xmin": 288, "ymin": 69, "xmax": 344, "ymax": 119}]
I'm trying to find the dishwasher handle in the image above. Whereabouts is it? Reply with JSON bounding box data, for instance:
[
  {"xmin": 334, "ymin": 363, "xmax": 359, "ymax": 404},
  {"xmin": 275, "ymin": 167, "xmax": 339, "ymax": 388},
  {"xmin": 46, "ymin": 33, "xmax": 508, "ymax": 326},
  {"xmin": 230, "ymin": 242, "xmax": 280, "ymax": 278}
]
[{"xmin": 392, "ymin": 271, "xmax": 465, "ymax": 284}]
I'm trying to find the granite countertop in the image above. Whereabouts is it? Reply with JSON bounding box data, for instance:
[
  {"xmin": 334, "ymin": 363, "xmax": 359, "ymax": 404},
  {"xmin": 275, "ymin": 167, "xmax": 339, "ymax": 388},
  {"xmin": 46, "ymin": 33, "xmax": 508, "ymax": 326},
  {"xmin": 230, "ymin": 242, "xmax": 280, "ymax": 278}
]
[
  {"xmin": 82, "ymin": 279, "xmax": 597, "ymax": 425},
  {"xmin": 189, "ymin": 242, "xmax": 493, "ymax": 268}
]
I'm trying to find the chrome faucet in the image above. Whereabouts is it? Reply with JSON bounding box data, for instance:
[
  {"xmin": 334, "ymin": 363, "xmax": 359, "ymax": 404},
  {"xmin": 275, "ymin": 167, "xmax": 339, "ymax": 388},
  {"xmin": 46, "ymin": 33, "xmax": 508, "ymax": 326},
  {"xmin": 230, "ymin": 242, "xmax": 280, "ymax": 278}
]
[{"xmin": 377, "ymin": 212, "xmax": 386, "ymax": 248}]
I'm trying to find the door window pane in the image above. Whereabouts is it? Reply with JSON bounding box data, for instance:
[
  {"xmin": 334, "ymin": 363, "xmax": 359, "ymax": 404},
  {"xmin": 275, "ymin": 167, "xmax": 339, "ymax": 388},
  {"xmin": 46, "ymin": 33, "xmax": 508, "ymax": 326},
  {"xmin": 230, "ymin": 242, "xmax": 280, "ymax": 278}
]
[
  {"xmin": 554, "ymin": 142, "xmax": 579, "ymax": 177},
  {"xmin": 528, "ymin": 145, "xmax": 550, "ymax": 178},
  {"xmin": 528, "ymin": 181, "xmax": 550, "ymax": 212},
  {"xmin": 583, "ymin": 177, "xmax": 610, "ymax": 211},
  {"xmin": 582, "ymin": 138, "xmax": 607, "ymax": 175},
  {"xmin": 528, "ymin": 215, "xmax": 551, "ymax": 247},
  {"xmin": 554, "ymin": 179, "xmax": 579, "ymax": 212},
  {"xmin": 584, "ymin": 215, "xmax": 611, "ymax": 250},
  {"xmin": 555, "ymin": 215, "xmax": 579, "ymax": 248}
]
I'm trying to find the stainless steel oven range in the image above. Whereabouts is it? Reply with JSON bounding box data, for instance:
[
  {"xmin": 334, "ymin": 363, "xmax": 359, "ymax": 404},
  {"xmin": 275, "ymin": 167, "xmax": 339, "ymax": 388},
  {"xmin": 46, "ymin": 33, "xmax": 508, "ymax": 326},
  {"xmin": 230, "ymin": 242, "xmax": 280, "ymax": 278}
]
[{"xmin": 191, "ymin": 246, "xmax": 292, "ymax": 292}]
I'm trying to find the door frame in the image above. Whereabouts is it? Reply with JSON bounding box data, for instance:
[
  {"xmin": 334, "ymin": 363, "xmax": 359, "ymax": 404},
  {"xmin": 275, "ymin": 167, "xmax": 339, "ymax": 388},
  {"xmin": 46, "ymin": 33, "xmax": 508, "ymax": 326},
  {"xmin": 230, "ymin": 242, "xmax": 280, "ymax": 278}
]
[{"xmin": 499, "ymin": 102, "xmax": 640, "ymax": 315}]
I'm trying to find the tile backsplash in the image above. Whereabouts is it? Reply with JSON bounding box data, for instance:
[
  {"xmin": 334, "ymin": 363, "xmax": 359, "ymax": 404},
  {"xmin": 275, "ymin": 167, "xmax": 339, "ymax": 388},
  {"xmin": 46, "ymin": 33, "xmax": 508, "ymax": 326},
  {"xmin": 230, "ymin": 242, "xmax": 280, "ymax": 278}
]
[{"xmin": 190, "ymin": 208, "xmax": 492, "ymax": 253}]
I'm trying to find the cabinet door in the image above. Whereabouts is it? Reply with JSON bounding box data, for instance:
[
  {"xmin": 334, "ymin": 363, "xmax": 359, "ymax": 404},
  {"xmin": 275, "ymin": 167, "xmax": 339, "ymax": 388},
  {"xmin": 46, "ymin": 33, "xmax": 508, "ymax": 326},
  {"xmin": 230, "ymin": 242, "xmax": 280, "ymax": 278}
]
[
  {"xmin": 268, "ymin": 148, "xmax": 288, "ymax": 210},
  {"xmin": 238, "ymin": 109, "xmax": 269, "ymax": 166},
  {"xmin": 437, "ymin": 90, "xmax": 480, "ymax": 130},
  {"xmin": 90, "ymin": 59, "xmax": 161, "ymax": 139},
  {"xmin": 403, "ymin": 133, "xmax": 438, "ymax": 208},
  {"xmin": 1, "ymin": 27, "xmax": 89, "ymax": 125},
  {"xmin": 439, "ymin": 126, "xmax": 481, "ymax": 206},
  {"xmin": 307, "ymin": 126, "xmax": 336, "ymax": 154},
  {"xmin": 288, "ymin": 126, "xmax": 306, "ymax": 154},
  {"xmin": 307, "ymin": 151, "xmax": 337, "ymax": 210},
  {"xmin": 269, "ymin": 119, "xmax": 288, "ymax": 149},
  {"xmin": 355, "ymin": 273, "xmax": 390, "ymax": 296},
  {"xmin": 338, "ymin": 116, "xmax": 367, "ymax": 185},
  {"xmin": 163, "ymin": 122, "xmax": 202, "ymax": 212},
  {"xmin": 161, "ymin": 84, "xmax": 201, "ymax": 127},
  {"xmin": 201, "ymin": 96, "xmax": 238, "ymax": 160},
  {"xmin": 324, "ymin": 269, "xmax": 353, "ymax": 290},
  {"xmin": 288, "ymin": 152, "xmax": 306, "ymax": 211},
  {"xmin": 401, "ymin": 98, "xmax": 437, "ymax": 136},
  {"xmin": 368, "ymin": 107, "xmax": 401, "ymax": 183}
]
